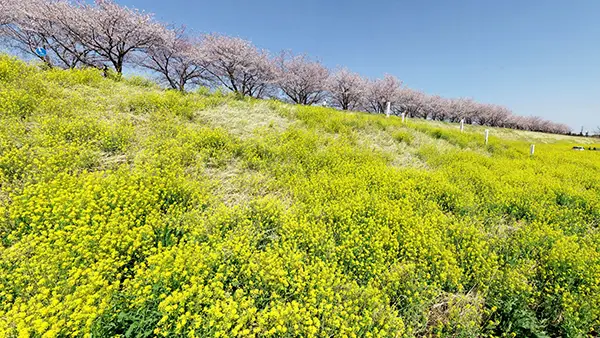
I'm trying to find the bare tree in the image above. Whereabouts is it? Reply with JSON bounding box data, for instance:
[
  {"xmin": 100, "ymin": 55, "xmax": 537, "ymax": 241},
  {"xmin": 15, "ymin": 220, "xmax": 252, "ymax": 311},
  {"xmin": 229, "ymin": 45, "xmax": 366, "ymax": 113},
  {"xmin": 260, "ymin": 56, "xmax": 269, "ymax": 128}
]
[
  {"xmin": 197, "ymin": 33, "xmax": 275, "ymax": 98},
  {"xmin": 136, "ymin": 27, "xmax": 206, "ymax": 91},
  {"xmin": 362, "ymin": 74, "xmax": 401, "ymax": 113},
  {"xmin": 274, "ymin": 51, "xmax": 329, "ymax": 105},
  {"xmin": 327, "ymin": 67, "xmax": 365, "ymax": 110}
]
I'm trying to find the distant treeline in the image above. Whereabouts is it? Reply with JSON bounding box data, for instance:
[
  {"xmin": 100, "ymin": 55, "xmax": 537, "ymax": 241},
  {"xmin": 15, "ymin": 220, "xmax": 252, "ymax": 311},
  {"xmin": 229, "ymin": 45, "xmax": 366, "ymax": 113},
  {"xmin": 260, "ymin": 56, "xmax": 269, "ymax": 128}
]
[{"xmin": 0, "ymin": 0, "xmax": 571, "ymax": 134}]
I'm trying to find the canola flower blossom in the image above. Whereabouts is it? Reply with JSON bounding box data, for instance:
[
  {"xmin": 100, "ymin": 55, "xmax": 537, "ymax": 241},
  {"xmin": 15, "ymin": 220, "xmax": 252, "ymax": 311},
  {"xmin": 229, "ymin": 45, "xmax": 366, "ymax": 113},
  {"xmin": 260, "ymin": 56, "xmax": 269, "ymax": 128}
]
[{"xmin": 0, "ymin": 55, "xmax": 599, "ymax": 337}]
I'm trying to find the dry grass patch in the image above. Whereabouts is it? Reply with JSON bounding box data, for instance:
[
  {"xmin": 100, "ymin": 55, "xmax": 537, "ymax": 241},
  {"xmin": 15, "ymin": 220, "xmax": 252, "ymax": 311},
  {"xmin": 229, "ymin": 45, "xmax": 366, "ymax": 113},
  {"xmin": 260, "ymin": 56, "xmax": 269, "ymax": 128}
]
[{"xmin": 195, "ymin": 101, "xmax": 292, "ymax": 139}]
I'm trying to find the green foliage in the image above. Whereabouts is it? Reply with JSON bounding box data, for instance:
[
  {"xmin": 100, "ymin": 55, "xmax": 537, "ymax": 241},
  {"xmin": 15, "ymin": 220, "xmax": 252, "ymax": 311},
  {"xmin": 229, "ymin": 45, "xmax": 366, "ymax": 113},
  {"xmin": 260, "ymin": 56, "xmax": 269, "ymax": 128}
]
[
  {"xmin": 392, "ymin": 130, "xmax": 415, "ymax": 145},
  {"xmin": 124, "ymin": 75, "xmax": 160, "ymax": 89},
  {"xmin": 413, "ymin": 124, "xmax": 485, "ymax": 148},
  {"xmin": 1, "ymin": 55, "xmax": 599, "ymax": 338},
  {"xmin": 44, "ymin": 67, "xmax": 105, "ymax": 87}
]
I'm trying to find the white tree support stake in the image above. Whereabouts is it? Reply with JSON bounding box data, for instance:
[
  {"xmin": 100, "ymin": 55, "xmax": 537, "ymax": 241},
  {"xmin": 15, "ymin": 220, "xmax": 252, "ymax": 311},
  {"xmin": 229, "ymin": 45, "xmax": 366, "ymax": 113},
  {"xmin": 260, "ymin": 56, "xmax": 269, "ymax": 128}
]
[
  {"xmin": 385, "ymin": 101, "xmax": 391, "ymax": 118},
  {"xmin": 484, "ymin": 129, "xmax": 489, "ymax": 145},
  {"xmin": 530, "ymin": 144, "xmax": 535, "ymax": 156},
  {"xmin": 401, "ymin": 112, "xmax": 406, "ymax": 123},
  {"xmin": 460, "ymin": 119, "xmax": 464, "ymax": 132}
]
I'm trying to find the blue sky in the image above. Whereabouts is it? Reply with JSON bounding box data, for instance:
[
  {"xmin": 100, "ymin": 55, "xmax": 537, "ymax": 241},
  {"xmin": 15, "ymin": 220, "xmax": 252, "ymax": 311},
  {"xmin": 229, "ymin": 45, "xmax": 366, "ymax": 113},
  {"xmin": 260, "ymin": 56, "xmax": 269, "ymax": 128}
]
[{"xmin": 121, "ymin": 0, "xmax": 600, "ymax": 131}]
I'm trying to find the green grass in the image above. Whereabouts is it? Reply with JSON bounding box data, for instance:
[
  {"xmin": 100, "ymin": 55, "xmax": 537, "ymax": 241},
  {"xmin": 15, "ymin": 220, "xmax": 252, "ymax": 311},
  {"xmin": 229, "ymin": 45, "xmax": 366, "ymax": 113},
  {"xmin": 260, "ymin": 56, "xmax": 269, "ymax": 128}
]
[{"xmin": 1, "ymin": 54, "xmax": 600, "ymax": 337}]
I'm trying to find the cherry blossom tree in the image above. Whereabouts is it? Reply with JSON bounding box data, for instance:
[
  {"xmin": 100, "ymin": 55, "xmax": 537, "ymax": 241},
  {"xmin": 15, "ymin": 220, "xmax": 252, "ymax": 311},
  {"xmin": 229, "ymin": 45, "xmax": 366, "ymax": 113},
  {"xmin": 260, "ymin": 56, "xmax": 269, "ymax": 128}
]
[
  {"xmin": 516, "ymin": 116, "xmax": 570, "ymax": 133},
  {"xmin": 362, "ymin": 74, "xmax": 401, "ymax": 113},
  {"xmin": 327, "ymin": 67, "xmax": 365, "ymax": 110},
  {"xmin": 274, "ymin": 51, "xmax": 329, "ymax": 105},
  {"xmin": 0, "ymin": 0, "xmax": 98, "ymax": 68},
  {"xmin": 526, "ymin": 116, "xmax": 550, "ymax": 132},
  {"xmin": 464, "ymin": 99, "xmax": 484, "ymax": 124},
  {"xmin": 505, "ymin": 115, "xmax": 525, "ymax": 130},
  {"xmin": 517, "ymin": 116, "xmax": 532, "ymax": 131},
  {"xmin": 484, "ymin": 104, "xmax": 513, "ymax": 127},
  {"xmin": 0, "ymin": 0, "xmax": 573, "ymax": 135},
  {"xmin": 550, "ymin": 122, "xmax": 571, "ymax": 134},
  {"xmin": 0, "ymin": 0, "xmax": 50, "ymax": 65},
  {"xmin": 422, "ymin": 95, "xmax": 450, "ymax": 120},
  {"xmin": 0, "ymin": 0, "xmax": 15, "ymax": 26},
  {"xmin": 443, "ymin": 98, "xmax": 480, "ymax": 123},
  {"xmin": 197, "ymin": 34, "xmax": 275, "ymax": 98},
  {"xmin": 136, "ymin": 27, "xmax": 206, "ymax": 92},
  {"xmin": 57, "ymin": 0, "xmax": 168, "ymax": 75},
  {"xmin": 396, "ymin": 87, "xmax": 427, "ymax": 118},
  {"xmin": 503, "ymin": 114, "xmax": 566, "ymax": 133}
]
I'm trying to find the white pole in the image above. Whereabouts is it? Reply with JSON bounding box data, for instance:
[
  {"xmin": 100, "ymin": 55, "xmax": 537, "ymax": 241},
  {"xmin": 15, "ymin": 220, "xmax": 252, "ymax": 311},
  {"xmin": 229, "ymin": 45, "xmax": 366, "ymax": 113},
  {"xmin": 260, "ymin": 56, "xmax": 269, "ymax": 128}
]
[
  {"xmin": 401, "ymin": 112, "xmax": 405, "ymax": 123},
  {"xmin": 484, "ymin": 129, "xmax": 489, "ymax": 145},
  {"xmin": 385, "ymin": 102, "xmax": 391, "ymax": 118},
  {"xmin": 460, "ymin": 119, "xmax": 464, "ymax": 132},
  {"xmin": 530, "ymin": 144, "xmax": 535, "ymax": 156}
]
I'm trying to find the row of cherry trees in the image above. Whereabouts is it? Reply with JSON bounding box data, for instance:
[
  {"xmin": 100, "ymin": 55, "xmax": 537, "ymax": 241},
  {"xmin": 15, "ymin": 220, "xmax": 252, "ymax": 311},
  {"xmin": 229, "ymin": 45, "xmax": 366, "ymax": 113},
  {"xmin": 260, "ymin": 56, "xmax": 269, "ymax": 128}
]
[{"xmin": 0, "ymin": 0, "xmax": 571, "ymax": 134}]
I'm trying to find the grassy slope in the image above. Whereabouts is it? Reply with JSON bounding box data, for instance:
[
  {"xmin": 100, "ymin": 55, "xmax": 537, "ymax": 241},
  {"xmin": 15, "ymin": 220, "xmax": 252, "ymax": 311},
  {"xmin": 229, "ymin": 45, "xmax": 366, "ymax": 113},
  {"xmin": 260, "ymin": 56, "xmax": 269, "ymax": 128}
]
[{"xmin": 1, "ymin": 55, "xmax": 600, "ymax": 337}]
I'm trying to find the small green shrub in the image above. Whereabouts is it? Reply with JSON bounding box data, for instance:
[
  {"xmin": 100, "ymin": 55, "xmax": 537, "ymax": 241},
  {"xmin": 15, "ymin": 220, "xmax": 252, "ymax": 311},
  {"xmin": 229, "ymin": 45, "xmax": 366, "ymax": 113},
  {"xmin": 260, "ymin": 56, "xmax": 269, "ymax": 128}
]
[
  {"xmin": 393, "ymin": 130, "xmax": 415, "ymax": 144},
  {"xmin": 120, "ymin": 90, "xmax": 199, "ymax": 119},
  {"xmin": 44, "ymin": 67, "xmax": 105, "ymax": 87},
  {"xmin": 124, "ymin": 75, "xmax": 160, "ymax": 89},
  {"xmin": 195, "ymin": 86, "xmax": 212, "ymax": 96}
]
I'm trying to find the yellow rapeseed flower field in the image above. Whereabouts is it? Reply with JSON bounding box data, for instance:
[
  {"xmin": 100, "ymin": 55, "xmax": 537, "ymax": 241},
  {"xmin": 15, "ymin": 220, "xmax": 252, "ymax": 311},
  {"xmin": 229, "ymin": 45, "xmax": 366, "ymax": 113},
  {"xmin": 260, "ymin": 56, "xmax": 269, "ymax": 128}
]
[{"xmin": 0, "ymin": 55, "xmax": 599, "ymax": 337}]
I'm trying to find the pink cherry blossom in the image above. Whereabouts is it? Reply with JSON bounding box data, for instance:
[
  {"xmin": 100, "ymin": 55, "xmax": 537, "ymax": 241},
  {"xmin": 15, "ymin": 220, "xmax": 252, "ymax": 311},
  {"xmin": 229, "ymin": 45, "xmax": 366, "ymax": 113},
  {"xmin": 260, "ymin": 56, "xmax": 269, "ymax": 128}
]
[
  {"xmin": 327, "ymin": 67, "xmax": 365, "ymax": 110},
  {"xmin": 274, "ymin": 51, "xmax": 329, "ymax": 105},
  {"xmin": 136, "ymin": 27, "xmax": 206, "ymax": 91},
  {"xmin": 362, "ymin": 74, "xmax": 401, "ymax": 113},
  {"xmin": 197, "ymin": 33, "xmax": 275, "ymax": 98}
]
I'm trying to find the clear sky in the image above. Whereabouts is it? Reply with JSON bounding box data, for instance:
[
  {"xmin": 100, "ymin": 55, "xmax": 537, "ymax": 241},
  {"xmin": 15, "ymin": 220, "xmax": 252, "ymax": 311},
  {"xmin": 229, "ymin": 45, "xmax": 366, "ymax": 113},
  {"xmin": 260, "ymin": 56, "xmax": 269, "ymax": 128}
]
[{"xmin": 118, "ymin": 0, "xmax": 600, "ymax": 132}]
